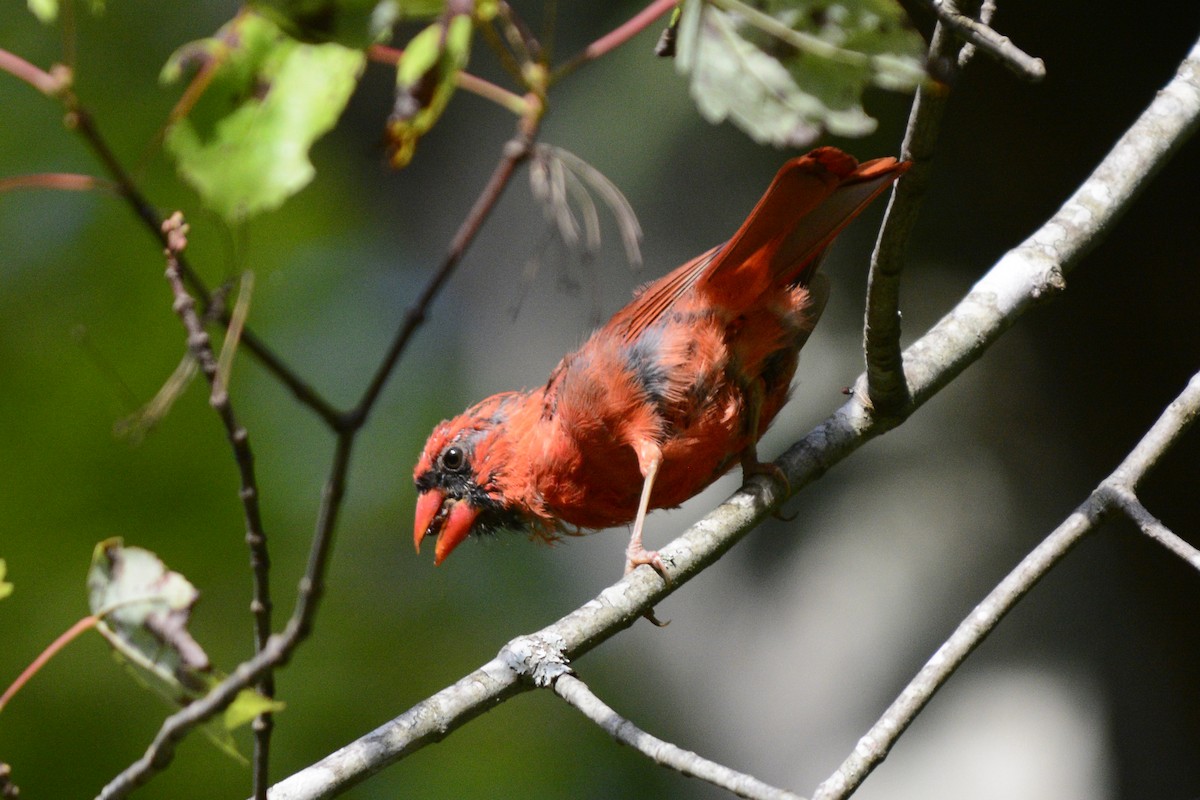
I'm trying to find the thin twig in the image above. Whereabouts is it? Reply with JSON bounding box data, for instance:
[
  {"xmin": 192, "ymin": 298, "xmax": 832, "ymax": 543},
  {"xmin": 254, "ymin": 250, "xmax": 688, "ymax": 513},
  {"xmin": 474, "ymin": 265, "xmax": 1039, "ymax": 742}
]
[
  {"xmin": 158, "ymin": 215, "xmax": 276, "ymax": 799},
  {"xmin": 368, "ymin": 45, "xmax": 532, "ymax": 116},
  {"xmin": 0, "ymin": 173, "xmax": 112, "ymax": 192},
  {"xmin": 60, "ymin": 97, "xmax": 343, "ymax": 427},
  {"xmin": 551, "ymin": 0, "xmax": 677, "ymax": 82},
  {"xmin": 861, "ymin": 22, "xmax": 956, "ymax": 417},
  {"xmin": 0, "ymin": 616, "xmax": 100, "ymax": 712},
  {"xmin": 956, "ymin": 0, "xmax": 996, "ymax": 68},
  {"xmin": 1108, "ymin": 482, "xmax": 1200, "ymax": 573},
  {"xmin": 812, "ymin": 369, "xmax": 1200, "ymax": 800},
  {"xmin": 343, "ymin": 127, "xmax": 539, "ymax": 430},
  {"xmin": 0, "ymin": 47, "xmax": 71, "ymax": 95},
  {"xmin": 919, "ymin": 0, "xmax": 1045, "ymax": 80},
  {"xmin": 261, "ymin": 35, "xmax": 1200, "ymax": 800},
  {"xmin": 553, "ymin": 673, "xmax": 803, "ymax": 800}
]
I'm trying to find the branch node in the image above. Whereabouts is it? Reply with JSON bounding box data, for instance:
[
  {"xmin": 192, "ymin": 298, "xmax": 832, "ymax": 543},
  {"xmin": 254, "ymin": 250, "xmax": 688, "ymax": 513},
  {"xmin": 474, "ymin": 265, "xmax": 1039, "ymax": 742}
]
[{"xmin": 499, "ymin": 632, "xmax": 572, "ymax": 687}]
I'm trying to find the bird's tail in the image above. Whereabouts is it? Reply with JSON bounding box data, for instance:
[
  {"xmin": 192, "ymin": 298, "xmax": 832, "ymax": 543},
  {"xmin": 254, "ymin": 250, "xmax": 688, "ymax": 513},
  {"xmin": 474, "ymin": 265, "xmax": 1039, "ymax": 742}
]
[{"xmin": 698, "ymin": 147, "xmax": 908, "ymax": 308}]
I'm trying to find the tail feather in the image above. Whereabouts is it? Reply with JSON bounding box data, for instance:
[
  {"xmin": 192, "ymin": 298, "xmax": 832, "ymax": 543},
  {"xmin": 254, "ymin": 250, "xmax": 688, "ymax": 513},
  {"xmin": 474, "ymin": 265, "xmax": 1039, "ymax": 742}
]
[{"xmin": 697, "ymin": 148, "xmax": 908, "ymax": 308}]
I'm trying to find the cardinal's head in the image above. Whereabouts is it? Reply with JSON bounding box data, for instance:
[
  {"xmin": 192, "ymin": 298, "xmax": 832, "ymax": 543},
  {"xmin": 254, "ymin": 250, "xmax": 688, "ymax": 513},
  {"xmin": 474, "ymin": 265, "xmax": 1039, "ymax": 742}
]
[{"xmin": 412, "ymin": 392, "xmax": 542, "ymax": 564}]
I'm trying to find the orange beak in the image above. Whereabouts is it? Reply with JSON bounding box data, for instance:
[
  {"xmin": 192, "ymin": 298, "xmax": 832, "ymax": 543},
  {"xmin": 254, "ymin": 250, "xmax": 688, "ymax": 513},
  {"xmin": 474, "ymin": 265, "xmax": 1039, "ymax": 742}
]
[{"xmin": 413, "ymin": 490, "xmax": 481, "ymax": 565}]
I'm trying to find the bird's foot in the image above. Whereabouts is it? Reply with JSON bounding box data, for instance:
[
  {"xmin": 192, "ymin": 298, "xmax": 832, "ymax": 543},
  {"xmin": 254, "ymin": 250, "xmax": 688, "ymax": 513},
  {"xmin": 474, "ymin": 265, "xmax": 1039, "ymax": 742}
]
[
  {"xmin": 741, "ymin": 455, "xmax": 791, "ymax": 495},
  {"xmin": 625, "ymin": 542, "xmax": 671, "ymax": 584},
  {"xmin": 624, "ymin": 545, "xmax": 672, "ymax": 626}
]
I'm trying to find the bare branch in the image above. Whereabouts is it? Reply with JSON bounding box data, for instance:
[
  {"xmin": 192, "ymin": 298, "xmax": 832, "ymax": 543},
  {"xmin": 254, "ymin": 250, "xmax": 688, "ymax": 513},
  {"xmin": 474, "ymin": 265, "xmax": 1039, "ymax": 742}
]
[
  {"xmin": 812, "ymin": 367, "xmax": 1200, "ymax": 800},
  {"xmin": 553, "ymin": 673, "xmax": 803, "ymax": 800},
  {"xmin": 862, "ymin": 22, "xmax": 957, "ymax": 416},
  {"xmin": 956, "ymin": 0, "xmax": 996, "ymax": 68},
  {"xmin": 1108, "ymin": 484, "xmax": 1200, "ymax": 573},
  {"xmin": 343, "ymin": 129, "xmax": 538, "ymax": 431},
  {"xmin": 918, "ymin": 0, "xmax": 1045, "ymax": 81},
  {"xmin": 156, "ymin": 215, "xmax": 277, "ymax": 798}
]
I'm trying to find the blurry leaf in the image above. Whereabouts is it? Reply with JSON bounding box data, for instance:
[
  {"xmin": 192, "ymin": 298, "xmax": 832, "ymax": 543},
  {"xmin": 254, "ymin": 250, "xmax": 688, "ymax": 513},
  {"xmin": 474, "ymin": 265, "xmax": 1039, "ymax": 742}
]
[
  {"xmin": 225, "ymin": 687, "xmax": 286, "ymax": 730},
  {"xmin": 28, "ymin": 0, "xmax": 58, "ymax": 23},
  {"xmin": 0, "ymin": 559, "xmax": 12, "ymax": 600},
  {"xmin": 675, "ymin": 0, "xmax": 926, "ymax": 146},
  {"xmin": 250, "ymin": 0, "xmax": 414, "ymax": 48},
  {"xmin": 87, "ymin": 538, "xmax": 211, "ymax": 699},
  {"xmin": 0, "ymin": 762, "xmax": 18, "ymax": 800},
  {"xmin": 386, "ymin": 13, "xmax": 473, "ymax": 168},
  {"xmin": 28, "ymin": 0, "xmax": 104, "ymax": 23},
  {"xmin": 163, "ymin": 13, "xmax": 365, "ymax": 222},
  {"xmin": 113, "ymin": 354, "xmax": 198, "ymax": 444}
]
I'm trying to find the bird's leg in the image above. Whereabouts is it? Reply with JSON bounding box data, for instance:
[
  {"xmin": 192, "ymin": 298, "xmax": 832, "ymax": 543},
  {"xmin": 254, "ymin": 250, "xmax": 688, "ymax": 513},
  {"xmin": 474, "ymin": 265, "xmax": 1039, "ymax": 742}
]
[
  {"xmin": 626, "ymin": 440, "xmax": 670, "ymax": 581},
  {"xmin": 739, "ymin": 376, "xmax": 790, "ymax": 494}
]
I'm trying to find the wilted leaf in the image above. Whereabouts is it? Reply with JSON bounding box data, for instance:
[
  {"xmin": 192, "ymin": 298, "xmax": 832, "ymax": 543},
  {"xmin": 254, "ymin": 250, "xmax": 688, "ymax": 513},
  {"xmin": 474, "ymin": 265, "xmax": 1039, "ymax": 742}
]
[
  {"xmin": 675, "ymin": 0, "xmax": 926, "ymax": 147},
  {"xmin": 386, "ymin": 12, "xmax": 473, "ymax": 168},
  {"xmin": 87, "ymin": 538, "xmax": 211, "ymax": 698},
  {"xmin": 0, "ymin": 559, "xmax": 12, "ymax": 600},
  {"xmin": 163, "ymin": 12, "xmax": 365, "ymax": 222}
]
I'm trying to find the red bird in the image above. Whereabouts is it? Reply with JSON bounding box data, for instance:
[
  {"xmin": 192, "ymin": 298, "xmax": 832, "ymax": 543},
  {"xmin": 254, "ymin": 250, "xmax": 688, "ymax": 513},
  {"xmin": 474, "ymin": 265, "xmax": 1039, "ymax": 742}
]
[{"xmin": 414, "ymin": 147, "xmax": 907, "ymax": 574}]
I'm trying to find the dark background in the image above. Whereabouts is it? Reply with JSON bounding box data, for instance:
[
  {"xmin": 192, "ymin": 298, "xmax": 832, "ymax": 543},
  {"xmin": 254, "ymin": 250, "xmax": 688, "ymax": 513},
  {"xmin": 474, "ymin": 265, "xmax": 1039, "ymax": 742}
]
[{"xmin": 1, "ymin": 2, "xmax": 1198, "ymax": 798}]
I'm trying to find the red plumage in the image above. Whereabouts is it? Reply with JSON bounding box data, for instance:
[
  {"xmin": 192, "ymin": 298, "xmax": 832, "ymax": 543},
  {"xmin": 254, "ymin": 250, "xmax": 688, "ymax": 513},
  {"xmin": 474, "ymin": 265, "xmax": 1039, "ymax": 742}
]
[{"xmin": 414, "ymin": 147, "xmax": 908, "ymax": 571}]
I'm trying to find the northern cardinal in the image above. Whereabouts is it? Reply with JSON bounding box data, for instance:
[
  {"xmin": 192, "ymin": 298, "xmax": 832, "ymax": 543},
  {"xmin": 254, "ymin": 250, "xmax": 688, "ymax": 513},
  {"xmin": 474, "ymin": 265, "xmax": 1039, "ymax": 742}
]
[{"xmin": 414, "ymin": 147, "xmax": 907, "ymax": 574}]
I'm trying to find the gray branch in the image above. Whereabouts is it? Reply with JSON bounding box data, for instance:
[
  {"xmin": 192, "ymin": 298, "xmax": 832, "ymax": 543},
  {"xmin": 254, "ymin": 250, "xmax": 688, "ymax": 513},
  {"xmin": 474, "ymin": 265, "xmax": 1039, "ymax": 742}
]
[
  {"xmin": 812, "ymin": 370, "xmax": 1200, "ymax": 800},
  {"xmin": 920, "ymin": 0, "xmax": 1045, "ymax": 80},
  {"xmin": 553, "ymin": 672, "xmax": 803, "ymax": 800},
  {"xmin": 262, "ymin": 34, "xmax": 1200, "ymax": 800}
]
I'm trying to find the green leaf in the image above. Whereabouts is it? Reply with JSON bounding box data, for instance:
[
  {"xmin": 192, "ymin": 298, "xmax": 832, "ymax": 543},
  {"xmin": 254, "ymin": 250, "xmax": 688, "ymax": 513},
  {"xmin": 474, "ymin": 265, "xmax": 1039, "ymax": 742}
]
[
  {"xmin": 87, "ymin": 538, "xmax": 211, "ymax": 699},
  {"xmin": 0, "ymin": 559, "xmax": 12, "ymax": 600},
  {"xmin": 675, "ymin": 0, "xmax": 926, "ymax": 147},
  {"xmin": 386, "ymin": 13, "xmax": 473, "ymax": 168},
  {"xmin": 225, "ymin": 687, "xmax": 286, "ymax": 730},
  {"xmin": 163, "ymin": 13, "xmax": 365, "ymax": 223}
]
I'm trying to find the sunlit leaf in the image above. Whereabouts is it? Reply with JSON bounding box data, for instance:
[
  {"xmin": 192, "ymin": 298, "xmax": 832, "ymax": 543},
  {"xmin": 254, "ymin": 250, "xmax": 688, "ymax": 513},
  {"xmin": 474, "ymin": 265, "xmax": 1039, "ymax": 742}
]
[
  {"xmin": 675, "ymin": 0, "xmax": 926, "ymax": 147},
  {"xmin": 0, "ymin": 559, "xmax": 12, "ymax": 600},
  {"xmin": 386, "ymin": 12, "xmax": 473, "ymax": 168},
  {"xmin": 163, "ymin": 12, "xmax": 365, "ymax": 222}
]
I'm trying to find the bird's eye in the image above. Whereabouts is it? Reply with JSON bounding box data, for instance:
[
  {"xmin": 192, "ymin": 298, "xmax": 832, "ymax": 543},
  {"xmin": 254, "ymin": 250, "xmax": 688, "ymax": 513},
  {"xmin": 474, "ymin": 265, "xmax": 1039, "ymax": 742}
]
[{"xmin": 441, "ymin": 446, "xmax": 467, "ymax": 472}]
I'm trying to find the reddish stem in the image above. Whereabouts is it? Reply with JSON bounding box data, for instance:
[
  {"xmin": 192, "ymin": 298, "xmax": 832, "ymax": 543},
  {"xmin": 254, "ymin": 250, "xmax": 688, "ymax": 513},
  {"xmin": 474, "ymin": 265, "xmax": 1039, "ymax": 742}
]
[
  {"xmin": 0, "ymin": 173, "xmax": 111, "ymax": 193},
  {"xmin": 0, "ymin": 47, "xmax": 69, "ymax": 96},
  {"xmin": 0, "ymin": 615, "xmax": 99, "ymax": 712},
  {"xmin": 584, "ymin": 0, "xmax": 677, "ymax": 60}
]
